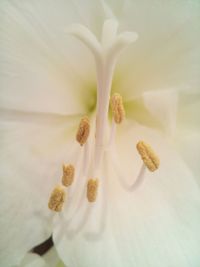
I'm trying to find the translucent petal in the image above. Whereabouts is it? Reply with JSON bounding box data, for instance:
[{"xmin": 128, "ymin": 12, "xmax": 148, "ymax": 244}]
[
  {"xmin": 0, "ymin": 0, "xmax": 103, "ymax": 115},
  {"xmin": 53, "ymin": 122, "xmax": 200, "ymax": 267},
  {"xmin": 0, "ymin": 110, "xmax": 81, "ymax": 266},
  {"xmin": 102, "ymin": 0, "xmax": 126, "ymax": 19},
  {"xmin": 142, "ymin": 90, "xmax": 178, "ymax": 136},
  {"xmin": 175, "ymin": 90, "xmax": 200, "ymax": 185},
  {"xmin": 113, "ymin": 0, "xmax": 200, "ymax": 99}
]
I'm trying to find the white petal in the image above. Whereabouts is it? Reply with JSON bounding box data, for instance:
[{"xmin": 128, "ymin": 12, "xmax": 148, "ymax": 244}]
[
  {"xmin": 100, "ymin": 0, "xmax": 125, "ymax": 19},
  {"xmin": 142, "ymin": 89, "xmax": 178, "ymax": 136},
  {"xmin": 101, "ymin": 19, "xmax": 118, "ymax": 48},
  {"xmin": 114, "ymin": 0, "xmax": 200, "ymax": 99},
  {"xmin": 0, "ymin": 0, "xmax": 101, "ymax": 115},
  {"xmin": 175, "ymin": 90, "xmax": 200, "ymax": 185},
  {"xmin": 53, "ymin": 122, "xmax": 200, "ymax": 267},
  {"xmin": 0, "ymin": 110, "xmax": 81, "ymax": 266}
]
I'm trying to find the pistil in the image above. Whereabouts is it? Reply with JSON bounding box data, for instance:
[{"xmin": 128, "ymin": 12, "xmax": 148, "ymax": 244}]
[{"xmin": 68, "ymin": 19, "xmax": 138, "ymax": 173}]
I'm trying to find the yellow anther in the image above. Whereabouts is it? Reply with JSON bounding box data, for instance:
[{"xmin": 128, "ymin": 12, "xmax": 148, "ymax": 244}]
[
  {"xmin": 62, "ymin": 164, "xmax": 75, "ymax": 187},
  {"xmin": 136, "ymin": 141, "xmax": 160, "ymax": 172},
  {"xmin": 48, "ymin": 185, "xmax": 66, "ymax": 212},
  {"xmin": 76, "ymin": 116, "xmax": 90, "ymax": 146},
  {"xmin": 87, "ymin": 178, "xmax": 99, "ymax": 202},
  {"xmin": 110, "ymin": 93, "xmax": 125, "ymax": 124}
]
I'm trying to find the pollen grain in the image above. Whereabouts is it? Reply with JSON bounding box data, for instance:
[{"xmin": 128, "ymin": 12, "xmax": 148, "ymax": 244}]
[
  {"xmin": 136, "ymin": 141, "xmax": 160, "ymax": 172},
  {"xmin": 76, "ymin": 116, "xmax": 90, "ymax": 146},
  {"xmin": 87, "ymin": 178, "xmax": 99, "ymax": 202},
  {"xmin": 62, "ymin": 164, "xmax": 75, "ymax": 187},
  {"xmin": 48, "ymin": 185, "xmax": 65, "ymax": 212},
  {"xmin": 110, "ymin": 93, "xmax": 125, "ymax": 124}
]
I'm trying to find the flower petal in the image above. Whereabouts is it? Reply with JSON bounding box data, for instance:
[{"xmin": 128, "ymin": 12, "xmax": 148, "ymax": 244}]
[
  {"xmin": 0, "ymin": 0, "xmax": 104, "ymax": 115},
  {"xmin": 0, "ymin": 110, "xmax": 81, "ymax": 266},
  {"xmin": 142, "ymin": 89, "xmax": 178, "ymax": 135},
  {"xmin": 175, "ymin": 90, "xmax": 200, "ymax": 185},
  {"xmin": 113, "ymin": 0, "xmax": 200, "ymax": 99},
  {"xmin": 53, "ymin": 122, "xmax": 200, "ymax": 267}
]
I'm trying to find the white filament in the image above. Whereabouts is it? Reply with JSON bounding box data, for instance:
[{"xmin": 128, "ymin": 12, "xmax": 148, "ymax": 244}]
[{"xmin": 111, "ymin": 151, "xmax": 146, "ymax": 191}]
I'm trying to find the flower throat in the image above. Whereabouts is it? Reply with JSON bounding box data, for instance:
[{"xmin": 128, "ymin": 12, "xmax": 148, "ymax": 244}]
[{"xmin": 48, "ymin": 19, "xmax": 159, "ymax": 212}]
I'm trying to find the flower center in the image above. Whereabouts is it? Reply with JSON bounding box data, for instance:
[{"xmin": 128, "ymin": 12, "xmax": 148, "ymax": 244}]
[{"xmin": 48, "ymin": 20, "xmax": 159, "ymax": 215}]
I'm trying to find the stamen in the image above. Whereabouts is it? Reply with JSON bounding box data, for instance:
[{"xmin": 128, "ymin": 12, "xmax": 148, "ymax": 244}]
[
  {"xmin": 76, "ymin": 116, "xmax": 90, "ymax": 146},
  {"xmin": 110, "ymin": 93, "xmax": 125, "ymax": 124},
  {"xmin": 108, "ymin": 119, "xmax": 116, "ymax": 148},
  {"xmin": 87, "ymin": 178, "xmax": 99, "ymax": 202},
  {"xmin": 48, "ymin": 185, "xmax": 65, "ymax": 212},
  {"xmin": 136, "ymin": 141, "xmax": 160, "ymax": 172},
  {"xmin": 62, "ymin": 164, "xmax": 75, "ymax": 187}
]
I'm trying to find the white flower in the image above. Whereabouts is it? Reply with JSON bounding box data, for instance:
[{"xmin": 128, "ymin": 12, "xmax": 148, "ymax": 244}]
[{"xmin": 0, "ymin": 1, "xmax": 200, "ymax": 267}]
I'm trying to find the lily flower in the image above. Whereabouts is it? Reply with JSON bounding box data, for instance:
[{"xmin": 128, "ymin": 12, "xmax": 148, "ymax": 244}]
[{"xmin": 0, "ymin": 1, "xmax": 200, "ymax": 267}]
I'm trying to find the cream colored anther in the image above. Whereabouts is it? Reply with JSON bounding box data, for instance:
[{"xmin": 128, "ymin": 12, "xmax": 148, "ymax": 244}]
[
  {"xmin": 87, "ymin": 178, "xmax": 99, "ymax": 202},
  {"xmin": 76, "ymin": 116, "xmax": 90, "ymax": 146},
  {"xmin": 48, "ymin": 185, "xmax": 66, "ymax": 212},
  {"xmin": 62, "ymin": 164, "xmax": 75, "ymax": 187},
  {"xmin": 110, "ymin": 93, "xmax": 125, "ymax": 124},
  {"xmin": 136, "ymin": 141, "xmax": 160, "ymax": 172}
]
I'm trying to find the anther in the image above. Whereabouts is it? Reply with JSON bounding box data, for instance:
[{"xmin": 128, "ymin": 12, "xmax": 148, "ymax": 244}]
[
  {"xmin": 76, "ymin": 116, "xmax": 90, "ymax": 146},
  {"xmin": 62, "ymin": 164, "xmax": 75, "ymax": 187},
  {"xmin": 110, "ymin": 93, "xmax": 125, "ymax": 124},
  {"xmin": 48, "ymin": 185, "xmax": 66, "ymax": 212},
  {"xmin": 136, "ymin": 141, "xmax": 160, "ymax": 172},
  {"xmin": 87, "ymin": 178, "xmax": 99, "ymax": 202}
]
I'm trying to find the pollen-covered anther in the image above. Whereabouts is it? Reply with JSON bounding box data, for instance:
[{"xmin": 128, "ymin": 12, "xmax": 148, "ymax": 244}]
[
  {"xmin": 48, "ymin": 185, "xmax": 66, "ymax": 212},
  {"xmin": 62, "ymin": 164, "xmax": 75, "ymax": 187},
  {"xmin": 110, "ymin": 93, "xmax": 125, "ymax": 124},
  {"xmin": 76, "ymin": 116, "xmax": 90, "ymax": 146},
  {"xmin": 87, "ymin": 178, "xmax": 99, "ymax": 202},
  {"xmin": 136, "ymin": 141, "xmax": 160, "ymax": 172}
]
